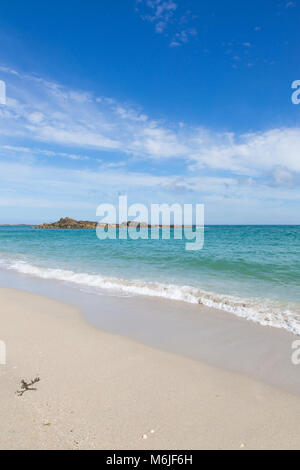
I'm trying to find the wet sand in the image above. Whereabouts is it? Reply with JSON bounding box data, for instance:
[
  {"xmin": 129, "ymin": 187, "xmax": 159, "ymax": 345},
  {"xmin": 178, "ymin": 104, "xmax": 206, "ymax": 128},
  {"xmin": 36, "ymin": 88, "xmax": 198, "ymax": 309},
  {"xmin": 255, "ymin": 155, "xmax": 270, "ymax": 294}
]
[{"xmin": 0, "ymin": 267, "xmax": 299, "ymax": 395}]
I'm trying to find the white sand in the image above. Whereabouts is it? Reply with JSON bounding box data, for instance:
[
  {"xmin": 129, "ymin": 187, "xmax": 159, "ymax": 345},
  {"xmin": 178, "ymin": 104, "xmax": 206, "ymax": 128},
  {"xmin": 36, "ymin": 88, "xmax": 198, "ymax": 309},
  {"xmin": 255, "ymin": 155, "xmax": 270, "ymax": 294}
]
[{"xmin": 1, "ymin": 287, "xmax": 300, "ymax": 450}]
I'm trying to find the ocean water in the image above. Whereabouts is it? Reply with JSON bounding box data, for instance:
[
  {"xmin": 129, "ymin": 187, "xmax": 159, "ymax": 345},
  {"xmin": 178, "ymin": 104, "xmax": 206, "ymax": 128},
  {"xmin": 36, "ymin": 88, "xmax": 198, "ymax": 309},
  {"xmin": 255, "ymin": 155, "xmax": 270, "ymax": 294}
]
[{"xmin": 0, "ymin": 225, "xmax": 299, "ymax": 334}]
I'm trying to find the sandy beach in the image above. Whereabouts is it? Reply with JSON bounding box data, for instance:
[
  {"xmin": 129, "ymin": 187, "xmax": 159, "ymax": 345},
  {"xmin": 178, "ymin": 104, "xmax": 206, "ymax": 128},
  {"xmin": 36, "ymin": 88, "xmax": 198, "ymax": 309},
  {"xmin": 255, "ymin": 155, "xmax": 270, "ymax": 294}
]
[
  {"xmin": 1, "ymin": 287, "xmax": 300, "ymax": 450},
  {"xmin": 1, "ymin": 0, "xmax": 299, "ymax": 453}
]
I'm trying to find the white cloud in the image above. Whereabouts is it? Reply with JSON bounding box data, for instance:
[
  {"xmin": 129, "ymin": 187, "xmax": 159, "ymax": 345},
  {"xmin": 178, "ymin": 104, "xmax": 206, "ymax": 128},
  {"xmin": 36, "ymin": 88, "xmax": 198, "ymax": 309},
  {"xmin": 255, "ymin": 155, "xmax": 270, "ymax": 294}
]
[
  {"xmin": 188, "ymin": 128, "xmax": 300, "ymax": 176},
  {"xmin": 0, "ymin": 159, "xmax": 298, "ymax": 207},
  {"xmin": 0, "ymin": 65, "xmax": 300, "ymax": 195},
  {"xmin": 28, "ymin": 112, "xmax": 44, "ymax": 124},
  {"xmin": 136, "ymin": 0, "xmax": 196, "ymax": 47},
  {"xmin": 0, "ymin": 155, "xmax": 299, "ymax": 224},
  {"xmin": 0, "ymin": 144, "xmax": 90, "ymax": 161}
]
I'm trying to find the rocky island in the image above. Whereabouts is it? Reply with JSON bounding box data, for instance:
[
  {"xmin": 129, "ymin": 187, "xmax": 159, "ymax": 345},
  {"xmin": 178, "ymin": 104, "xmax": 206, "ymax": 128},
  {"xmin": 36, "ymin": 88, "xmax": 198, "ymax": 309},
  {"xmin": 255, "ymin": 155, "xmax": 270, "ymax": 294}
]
[
  {"xmin": 33, "ymin": 217, "xmax": 191, "ymax": 229},
  {"xmin": 33, "ymin": 217, "xmax": 98, "ymax": 229},
  {"xmin": 33, "ymin": 217, "xmax": 152, "ymax": 229}
]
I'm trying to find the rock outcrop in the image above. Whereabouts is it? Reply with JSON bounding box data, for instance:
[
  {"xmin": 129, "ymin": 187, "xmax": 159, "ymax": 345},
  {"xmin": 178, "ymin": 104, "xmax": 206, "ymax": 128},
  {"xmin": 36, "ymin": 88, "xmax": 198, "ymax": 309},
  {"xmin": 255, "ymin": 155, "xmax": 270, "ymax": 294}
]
[
  {"xmin": 33, "ymin": 217, "xmax": 192, "ymax": 229},
  {"xmin": 33, "ymin": 217, "xmax": 98, "ymax": 229},
  {"xmin": 33, "ymin": 218, "xmax": 150, "ymax": 229}
]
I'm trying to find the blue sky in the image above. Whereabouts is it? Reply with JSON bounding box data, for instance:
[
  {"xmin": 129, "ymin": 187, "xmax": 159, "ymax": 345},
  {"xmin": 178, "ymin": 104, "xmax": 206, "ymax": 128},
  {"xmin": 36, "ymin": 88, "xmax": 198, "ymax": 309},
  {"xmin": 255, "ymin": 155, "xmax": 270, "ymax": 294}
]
[{"xmin": 0, "ymin": 0, "xmax": 299, "ymax": 224}]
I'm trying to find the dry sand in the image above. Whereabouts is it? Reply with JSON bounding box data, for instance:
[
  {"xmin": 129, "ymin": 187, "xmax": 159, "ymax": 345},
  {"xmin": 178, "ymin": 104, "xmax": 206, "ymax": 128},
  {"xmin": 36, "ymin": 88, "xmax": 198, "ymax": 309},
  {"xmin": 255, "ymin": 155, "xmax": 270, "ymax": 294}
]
[{"xmin": 1, "ymin": 287, "xmax": 300, "ymax": 450}]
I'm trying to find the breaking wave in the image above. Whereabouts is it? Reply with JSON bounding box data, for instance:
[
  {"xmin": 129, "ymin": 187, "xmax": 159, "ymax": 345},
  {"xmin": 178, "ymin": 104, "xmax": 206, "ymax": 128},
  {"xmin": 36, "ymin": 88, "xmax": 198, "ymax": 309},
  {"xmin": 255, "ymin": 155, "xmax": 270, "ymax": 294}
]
[{"xmin": 1, "ymin": 256, "xmax": 300, "ymax": 335}]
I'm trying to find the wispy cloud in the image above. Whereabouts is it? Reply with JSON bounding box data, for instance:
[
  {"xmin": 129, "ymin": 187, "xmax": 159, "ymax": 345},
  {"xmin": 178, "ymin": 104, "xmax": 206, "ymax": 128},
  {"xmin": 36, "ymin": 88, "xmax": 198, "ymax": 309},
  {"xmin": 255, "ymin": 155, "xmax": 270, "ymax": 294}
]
[
  {"xmin": 135, "ymin": 0, "xmax": 197, "ymax": 47},
  {"xmin": 0, "ymin": 144, "xmax": 91, "ymax": 161},
  {"xmin": 0, "ymin": 65, "xmax": 299, "ymax": 223},
  {"xmin": 0, "ymin": 157, "xmax": 299, "ymax": 224},
  {"xmin": 1, "ymin": 65, "xmax": 300, "ymax": 186}
]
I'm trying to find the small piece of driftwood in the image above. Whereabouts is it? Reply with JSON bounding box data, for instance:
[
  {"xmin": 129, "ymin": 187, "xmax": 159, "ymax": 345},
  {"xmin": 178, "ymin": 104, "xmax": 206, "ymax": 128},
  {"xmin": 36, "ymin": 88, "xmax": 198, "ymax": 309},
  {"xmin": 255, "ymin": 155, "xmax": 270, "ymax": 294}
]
[{"xmin": 16, "ymin": 377, "xmax": 40, "ymax": 396}]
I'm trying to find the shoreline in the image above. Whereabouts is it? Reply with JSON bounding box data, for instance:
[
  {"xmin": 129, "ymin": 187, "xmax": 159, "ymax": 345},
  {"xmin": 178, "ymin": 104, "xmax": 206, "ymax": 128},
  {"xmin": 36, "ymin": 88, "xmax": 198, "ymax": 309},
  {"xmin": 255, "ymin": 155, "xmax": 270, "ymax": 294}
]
[
  {"xmin": 1, "ymin": 256, "xmax": 299, "ymax": 336},
  {"xmin": 0, "ymin": 267, "xmax": 299, "ymax": 395},
  {"xmin": 1, "ymin": 286, "xmax": 300, "ymax": 449},
  {"xmin": 1, "ymin": 225, "xmax": 299, "ymax": 338}
]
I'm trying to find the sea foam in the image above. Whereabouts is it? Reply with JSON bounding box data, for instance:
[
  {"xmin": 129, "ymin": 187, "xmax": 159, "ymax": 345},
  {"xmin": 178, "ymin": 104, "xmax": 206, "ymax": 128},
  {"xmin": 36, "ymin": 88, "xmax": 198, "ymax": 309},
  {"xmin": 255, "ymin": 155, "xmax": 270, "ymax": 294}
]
[{"xmin": 1, "ymin": 256, "xmax": 300, "ymax": 336}]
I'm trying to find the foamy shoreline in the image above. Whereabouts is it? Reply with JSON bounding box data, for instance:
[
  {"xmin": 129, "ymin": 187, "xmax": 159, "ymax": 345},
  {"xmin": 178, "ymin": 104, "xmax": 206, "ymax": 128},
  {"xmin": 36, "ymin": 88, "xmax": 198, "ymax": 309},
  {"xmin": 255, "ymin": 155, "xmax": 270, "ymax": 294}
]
[
  {"xmin": 1, "ymin": 286, "xmax": 300, "ymax": 450},
  {"xmin": 1, "ymin": 255, "xmax": 300, "ymax": 336}
]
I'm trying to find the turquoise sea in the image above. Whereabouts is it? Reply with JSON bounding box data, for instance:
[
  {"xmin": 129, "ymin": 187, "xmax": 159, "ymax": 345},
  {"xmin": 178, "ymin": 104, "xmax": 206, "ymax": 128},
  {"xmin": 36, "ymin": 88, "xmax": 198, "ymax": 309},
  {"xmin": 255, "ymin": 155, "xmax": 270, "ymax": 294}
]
[{"xmin": 0, "ymin": 225, "xmax": 299, "ymax": 334}]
